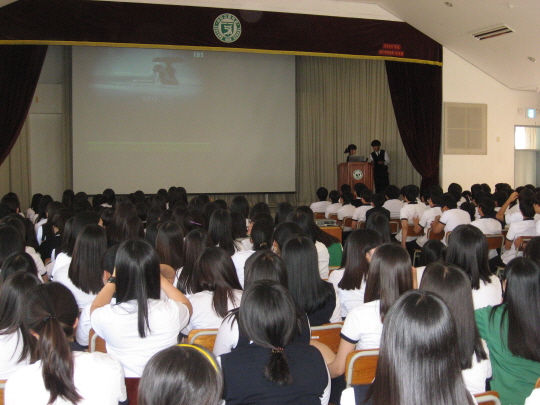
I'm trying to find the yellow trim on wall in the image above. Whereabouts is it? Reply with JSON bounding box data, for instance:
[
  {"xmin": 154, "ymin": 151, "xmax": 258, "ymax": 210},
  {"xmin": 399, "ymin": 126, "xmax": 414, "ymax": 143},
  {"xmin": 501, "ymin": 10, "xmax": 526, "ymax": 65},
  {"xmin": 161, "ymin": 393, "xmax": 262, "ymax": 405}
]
[{"xmin": 0, "ymin": 40, "xmax": 443, "ymax": 66}]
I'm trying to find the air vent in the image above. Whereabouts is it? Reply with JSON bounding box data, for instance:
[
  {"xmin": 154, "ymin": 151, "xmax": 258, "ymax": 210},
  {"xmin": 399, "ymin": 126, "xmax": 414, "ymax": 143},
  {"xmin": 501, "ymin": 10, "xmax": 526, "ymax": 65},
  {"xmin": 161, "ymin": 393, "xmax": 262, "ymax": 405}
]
[{"xmin": 471, "ymin": 25, "xmax": 514, "ymax": 40}]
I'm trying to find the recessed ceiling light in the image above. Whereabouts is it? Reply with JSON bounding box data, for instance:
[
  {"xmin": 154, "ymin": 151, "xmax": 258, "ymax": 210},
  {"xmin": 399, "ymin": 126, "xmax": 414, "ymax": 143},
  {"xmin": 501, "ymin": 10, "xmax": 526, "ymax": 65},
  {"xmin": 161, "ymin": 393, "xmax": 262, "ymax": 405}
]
[
  {"xmin": 445, "ymin": 2, "xmax": 453, "ymax": 6},
  {"xmin": 528, "ymin": 57, "xmax": 537, "ymax": 62}
]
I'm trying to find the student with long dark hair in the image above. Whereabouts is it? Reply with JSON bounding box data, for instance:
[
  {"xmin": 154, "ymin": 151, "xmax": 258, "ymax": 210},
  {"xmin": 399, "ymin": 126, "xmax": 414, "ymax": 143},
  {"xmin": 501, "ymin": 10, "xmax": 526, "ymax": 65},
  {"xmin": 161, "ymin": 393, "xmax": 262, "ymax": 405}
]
[
  {"xmin": 219, "ymin": 280, "xmax": 329, "ymax": 405},
  {"xmin": 272, "ymin": 222, "xmax": 304, "ymax": 255},
  {"xmin": 155, "ymin": 220, "xmax": 184, "ymax": 271},
  {"xmin": 342, "ymin": 290, "xmax": 475, "ymax": 405},
  {"xmin": 175, "ymin": 228, "xmax": 213, "ymax": 296},
  {"xmin": 38, "ymin": 208, "xmax": 72, "ymax": 264},
  {"xmin": 475, "ymin": 258, "xmax": 540, "ymax": 405},
  {"xmin": 106, "ymin": 200, "xmax": 138, "ymax": 246},
  {"xmin": 209, "ymin": 209, "xmax": 239, "ymax": 256},
  {"xmin": 415, "ymin": 238, "xmax": 446, "ymax": 284},
  {"xmin": 0, "ymin": 224, "xmax": 25, "ymax": 269},
  {"xmin": 139, "ymin": 345, "xmax": 223, "ymax": 405},
  {"xmin": 230, "ymin": 196, "xmax": 250, "ymax": 220},
  {"xmin": 420, "ymin": 263, "xmax": 490, "ymax": 394},
  {"xmin": 37, "ymin": 201, "xmax": 64, "ymax": 246},
  {"xmin": 90, "ymin": 238, "xmax": 192, "ymax": 377},
  {"xmin": 281, "ymin": 236, "xmax": 340, "ymax": 326},
  {"xmin": 329, "ymin": 229, "xmax": 382, "ymax": 318},
  {"xmin": 275, "ymin": 202, "xmax": 294, "ymax": 225},
  {"xmin": 5, "ymin": 282, "xmax": 128, "ymax": 405},
  {"xmin": 55, "ymin": 224, "xmax": 108, "ymax": 308},
  {"xmin": 26, "ymin": 193, "xmax": 43, "ymax": 221},
  {"xmin": 0, "ymin": 272, "xmax": 40, "ymax": 379},
  {"xmin": 0, "ymin": 252, "xmax": 39, "ymax": 286},
  {"xmin": 329, "ymin": 244, "xmax": 413, "ymax": 378},
  {"xmin": 183, "ymin": 246, "xmax": 242, "ymax": 334},
  {"xmin": 446, "ymin": 224, "xmax": 502, "ymax": 309}
]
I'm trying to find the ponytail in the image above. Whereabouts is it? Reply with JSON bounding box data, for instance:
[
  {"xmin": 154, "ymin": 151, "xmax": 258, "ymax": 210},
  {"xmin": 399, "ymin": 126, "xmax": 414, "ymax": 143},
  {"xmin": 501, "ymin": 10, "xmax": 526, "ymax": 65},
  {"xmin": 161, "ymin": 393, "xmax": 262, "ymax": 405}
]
[
  {"xmin": 264, "ymin": 347, "xmax": 293, "ymax": 386},
  {"xmin": 25, "ymin": 283, "xmax": 81, "ymax": 405}
]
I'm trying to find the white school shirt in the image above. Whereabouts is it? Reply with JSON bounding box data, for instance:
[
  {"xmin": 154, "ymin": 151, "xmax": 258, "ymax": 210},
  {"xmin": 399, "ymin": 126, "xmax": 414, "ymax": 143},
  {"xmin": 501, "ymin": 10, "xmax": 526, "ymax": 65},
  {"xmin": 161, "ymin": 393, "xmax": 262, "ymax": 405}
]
[
  {"xmin": 91, "ymin": 298, "xmax": 190, "ymax": 377},
  {"xmin": 382, "ymin": 199, "xmax": 404, "ymax": 219},
  {"xmin": 182, "ymin": 289, "xmax": 243, "ymax": 336},
  {"xmin": 351, "ymin": 204, "xmax": 371, "ymax": 223},
  {"xmin": 324, "ymin": 202, "xmax": 342, "ymax": 218},
  {"xmin": 53, "ymin": 265, "xmax": 97, "ymax": 309},
  {"xmin": 501, "ymin": 219, "xmax": 537, "ymax": 264},
  {"xmin": 5, "ymin": 351, "xmax": 127, "ymax": 405},
  {"xmin": 526, "ymin": 388, "xmax": 540, "ymax": 405},
  {"xmin": 231, "ymin": 250, "xmax": 255, "ymax": 288},
  {"xmin": 395, "ymin": 202, "xmax": 425, "ymax": 242},
  {"xmin": 415, "ymin": 206, "xmax": 442, "ymax": 247},
  {"xmin": 213, "ymin": 314, "xmax": 240, "ymax": 357},
  {"xmin": 76, "ymin": 298, "xmax": 117, "ymax": 347},
  {"xmin": 472, "ymin": 275, "xmax": 502, "ymax": 310},
  {"xmin": 439, "ymin": 208, "xmax": 471, "ymax": 243},
  {"xmin": 328, "ymin": 268, "xmax": 366, "ymax": 318},
  {"xmin": 537, "ymin": 220, "xmax": 540, "ymax": 236},
  {"xmin": 367, "ymin": 151, "xmax": 390, "ymax": 165},
  {"xmin": 310, "ymin": 201, "xmax": 331, "ymax": 213},
  {"xmin": 25, "ymin": 246, "xmax": 47, "ymax": 277},
  {"xmin": 337, "ymin": 204, "xmax": 356, "ymax": 231},
  {"xmin": 34, "ymin": 218, "xmax": 46, "ymax": 244},
  {"xmin": 315, "ymin": 241, "xmax": 330, "ymax": 279},
  {"xmin": 0, "ymin": 331, "xmax": 30, "ymax": 379},
  {"xmin": 462, "ymin": 341, "xmax": 492, "ymax": 395},
  {"xmin": 340, "ymin": 300, "xmax": 382, "ymax": 350},
  {"xmin": 51, "ymin": 252, "xmax": 71, "ymax": 278},
  {"xmin": 470, "ymin": 217, "xmax": 503, "ymax": 259}
]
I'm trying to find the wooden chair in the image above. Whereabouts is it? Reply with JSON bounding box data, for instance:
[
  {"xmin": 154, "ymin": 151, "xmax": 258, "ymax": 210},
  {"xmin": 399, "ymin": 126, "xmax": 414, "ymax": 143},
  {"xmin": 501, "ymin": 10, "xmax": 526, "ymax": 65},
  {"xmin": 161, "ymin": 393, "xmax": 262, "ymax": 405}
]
[
  {"xmin": 0, "ymin": 379, "xmax": 6, "ymax": 405},
  {"xmin": 329, "ymin": 214, "xmax": 338, "ymax": 221},
  {"xmin": 187, "ymin": 329, "xmax": 219, "ymax": 351},
  {"xmin": 125, "ymin": 378, "xmax": 141, "ymax": 405},
  {"xmin": 474, "ymin": 390, "xmax": 501, "ymax": 405},
  {"xmin": 89, "ymin": 328, "xmax": 107, "ymax": 353},
  {"xmin": 535, "ymin": 377, "xmax": 540, "ymax": 388},
  {"xmin": 517, "ymin": 236, "xmax": 535, "ymax": 251},
  {"xmin": 345, "ymin": 349, "xmax": 379, "ymax": 387},
  {"xmin": 314, "ymin": 212, "xmax": 325, "ymax": 219},
  {"xmin": 406, "ymin": 224, "xmax": 424, "ymax": 238},
  {"xmin": 310, "ymin": 323, "xmax": 343, "ymax": 354},
  {"xmin": 389, "ymin": 219, "xmax": 401, "ymax": 234},
  {"xmin": 486, "ymin": 234, "xmax": 504, "ymax": 250},
  {"xmin": 321, "ymin": 226, "xmax": 342, "ymax": 243},
  {"xmin": 343, "ymin": 216, "xmax": 353, "ymax": 230},
  {"xmin": 427, "ymin": 227, "xmax": 444, "ymax": 241},
  {"xmin": 357, "ymin": 221, "xmax": 365, "ymax": 229}
]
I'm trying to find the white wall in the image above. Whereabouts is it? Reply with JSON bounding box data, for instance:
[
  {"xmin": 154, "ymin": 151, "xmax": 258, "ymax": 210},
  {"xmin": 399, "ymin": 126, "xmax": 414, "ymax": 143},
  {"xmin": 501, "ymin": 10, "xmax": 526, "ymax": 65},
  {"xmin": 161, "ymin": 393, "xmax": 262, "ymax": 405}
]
[{"xmin": 442, "ymin": 48, "xmax": 540, "ymax": 190}]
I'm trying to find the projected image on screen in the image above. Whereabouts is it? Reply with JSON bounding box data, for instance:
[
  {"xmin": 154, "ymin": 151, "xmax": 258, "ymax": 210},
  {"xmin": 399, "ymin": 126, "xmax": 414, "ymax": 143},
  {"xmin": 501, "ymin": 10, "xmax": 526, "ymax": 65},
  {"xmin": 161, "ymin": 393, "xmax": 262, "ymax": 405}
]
[{"xmin": 72, "ymin": 46, "xmax": 296, "ymax": 194}]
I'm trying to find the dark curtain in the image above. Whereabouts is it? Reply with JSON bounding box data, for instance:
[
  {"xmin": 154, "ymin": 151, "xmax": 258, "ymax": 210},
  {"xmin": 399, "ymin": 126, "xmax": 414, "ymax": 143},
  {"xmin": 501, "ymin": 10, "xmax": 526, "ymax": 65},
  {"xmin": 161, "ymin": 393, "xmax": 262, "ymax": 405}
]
[
  {"xmin": 385, "ymin": 61, "xmax": 442, "ymax": 190},
  {"xmin": 0, "ymin": 45, "xmax": 48, "ymax": 166}
]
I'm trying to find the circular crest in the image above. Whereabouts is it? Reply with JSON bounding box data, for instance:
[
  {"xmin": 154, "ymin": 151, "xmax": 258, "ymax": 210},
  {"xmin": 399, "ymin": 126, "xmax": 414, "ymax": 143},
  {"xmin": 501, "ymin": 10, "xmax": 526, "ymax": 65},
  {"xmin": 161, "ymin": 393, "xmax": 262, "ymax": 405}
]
[
  {"xmin": 213, "ymin": 13, "xmax": 242, "ymax": 43},
  {"xmin": 353, "ymin": 169, "xmax": 364, "ymax": 180}
]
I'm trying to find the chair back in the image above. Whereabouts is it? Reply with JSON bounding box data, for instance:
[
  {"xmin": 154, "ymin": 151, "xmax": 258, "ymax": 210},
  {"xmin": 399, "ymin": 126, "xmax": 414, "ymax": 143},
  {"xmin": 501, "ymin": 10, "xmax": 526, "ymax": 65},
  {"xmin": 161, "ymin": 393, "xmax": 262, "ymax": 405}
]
[
  {"xmin": 314, "ymin": 212, "xmax": 325, "ymax": 219},
  {"xmin": 517, "ymin": 236, "xmax": 535, "ymax": 251},
  {"xmin": 486, "ymin": 234, "xmax": 504, "ymax": 250},
  {"xmin": 536, "ymin": 377, "xmax": 540, "ymax": 389},
  {"xmin": 427, "ymin": 227, "xmax": 444, "ymax": 241},
  {"xmin": 321, "ymin": 226, "xmax": 342, "ymax": 243},
  {"xmin": 187, "ymin": 329, "xmax": 219, "ymax": 351},
  {"xmin": 89, "ymin": 328, "xmax": 107, "ymax": 353},
  {"xmin": 329, "ymin": 214, "xmax": 338, "ymax": 221},
  {"xmin": 406, "ymin": 225, "xmax": 424, "ymax": 237},
  {"xmin": 310, "ymin": 323, "xmax": 343, "ymax": 354},
  {"xmin": 0, "ymin": 379, "xmax": 6, "ymax": 405},
  {"xmin": 357, "ymin": 221, "xmax": 365, "ymax": 229},
  {"xmin": 474, "ymin": 391, "xmax": 501, "ymax": 405},
  {"xmin": 389, "ymin": 219, "xmax": 401, "ymax": 234},
  {"xmin": 343, "ymin": 217, "xmax": 353, "ymax": 229},
  {"xmin": 345, "ymin": 349, "xmax": 379, "ymax": 387}
]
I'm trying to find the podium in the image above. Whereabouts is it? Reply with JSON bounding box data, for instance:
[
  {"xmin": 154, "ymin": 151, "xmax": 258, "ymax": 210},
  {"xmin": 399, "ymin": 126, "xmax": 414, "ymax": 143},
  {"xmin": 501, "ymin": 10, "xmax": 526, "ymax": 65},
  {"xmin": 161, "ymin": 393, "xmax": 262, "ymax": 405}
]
[{"xmin": 338, "ymin": 162, "xmax": 374, "ymax": 191}]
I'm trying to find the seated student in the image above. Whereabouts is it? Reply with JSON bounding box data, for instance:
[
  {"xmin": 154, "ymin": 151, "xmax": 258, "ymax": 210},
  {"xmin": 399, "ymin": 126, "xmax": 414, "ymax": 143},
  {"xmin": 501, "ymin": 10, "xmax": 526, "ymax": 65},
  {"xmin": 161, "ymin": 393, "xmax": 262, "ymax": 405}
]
[
  {"xmin": 0, "ymin": 252, "xmax": 41, "ymax": 286},
  {"xmin": 365, "ymin": 213, "xmax": 392, "ymax": 243},
  {"xmin": 501, "ymin": 197, "xmax": 537, "ymax": 265},
  {"xmin": 448, "ymin": 182, "xmax": 466, "ymax": 207},
  {"xmin": 470, "ymin": 196, "xmax": 503, "ymax": 262},
  {"xmin": 219, "ymin": 280, "xmax": 330, "ymax": 405},
  {"xmin": 496, "ymin": 189, "xmax": 534, "ymax": 225},
  {"xmin": 364, "ymin": 193, "xmax": 390, "ymax": 222},
  {"xmin": 324, "ymin": 190, "xmax": 342, "ymax": 219},
  {"xmin": 395, "ymin": 185, "xmax": 425, "ymax": 249},
  {"xmin": 351, "ymin": 183, "xmax": 368, "ymax": 208},
  {"xmin": 431, "ymin": 193, "xmax": 471, "ymax": 244},
  {"xmin": 337, "ymin": 191, "xmax": 356, "ymax": 232},
  {"xmin": 409, "ymin": 187, "xmax": 443, "ymax": 252},
  {"xmin": 274, "ymin": 202, "xmax": 294, "ymax": 225},
  {"xmin": 381, "ymin": 185, "xmax": 404, "ymax": 219},
  {"xmin": 310, "ymin": 187, "xmax": 331, "ymax": 213},
  {"xmin": 414, "ymin": 239, "xmax": 446, "ymax": 285},
  {"xmin": 350, "ymin": 189, "xmax": 373, "ymax": 229},
  {"xmin": 5, "ymin": 282, "xmax": 127, "ymax": 405}
]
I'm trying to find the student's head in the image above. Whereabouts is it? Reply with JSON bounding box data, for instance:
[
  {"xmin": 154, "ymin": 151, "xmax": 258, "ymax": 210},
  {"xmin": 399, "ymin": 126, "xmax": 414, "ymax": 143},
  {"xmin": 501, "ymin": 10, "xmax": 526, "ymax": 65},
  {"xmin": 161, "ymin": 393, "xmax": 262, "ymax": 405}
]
[
  {"xmin": 62, "ymin": 211, "xmax": 100, "ymax": 256},
  {"xmin": 244, "ymin": 251, "xmax": 288, "ymax": 290},
  {"xmin": 524, "ymin": 236, "xmax": 540, "ymax": 263},
  {"xmin": 0, "ymin": 224, "xmax": 24, "ymax": 268},
  {"xmin": 0, "ymin": 215, "xmax": 27, "ymax": 247},
  {"xmin": 156, "ymin": 221, "xmax": 184, "ymax": 271},
  {"xmin": 344, "ymin": 144, "xmax": 357, "ymax": 154},
  {"xmin": 370, "ymin": 139, "xmax": 381, "ymax": 151},
  {"xmin": 272, "ymin": 222, "xmax": 303, "ymax": 254},
  {"xmin": 353, "ymin": 182, "xmax": 367, "ymax": 198},
  {"xmin": 459, "ymin": 202, "xmax": 476, "ymax": 222},
  {"xmin": 102, "ymin": 188, "xmax": 116, "ymax": 206},
  {"xmin": 365, "ymin": 212, "xmax": 392, "ymax": 243},
  {"xmin": 359, "ymin": 189, "xmax": 373, "ymax": 203},
  {"xmin": 384, "ymin": 185, "xmax": 400, "ymax": 200},
  {"xmin": 370, "ymin": 193, "xmax": 386, "ymax": 208},
  {"xmin": 316, "ymin": 187, "xmax": 328, "ymax": 201},
  {"xmin": 249, "ymin": 202, "xmax": 270, "ymax": 220},
  {"xmin": 208, "ymin": 209, "xmax": 235, "ymax": 256},
  {"xmin": 420, "ymin": 263, "xmax": 487, "ymax": 369},
  {"xmin": 230, "ymin": 211, "xmax": 248, "ymax": 239},
  {"xmin": 24, "ymin": 282, "xmax": 81, "ymax": 404},
  {"xmin": 139, "ymin": 345, "xmax": 223, "ymax": 405},
  {"xmin": 329, "ymin": 190, "xmax": 340, "ymax": 204},
  {"xmin": 477, "ymin": 196, "xmax": 496, "ymax": 218},
  {"xmin": 285, "ymin": 211, "xmax": 316, "ymax": 243},
  {"xmin": 441, "ymin": 193, "xmax": 457, "ymax": 210},
  {"xmin": 177, "ymin": 229, "xmax": 214, "ymax": 294},
  {"xmin": 339, "ymin": 229, "xmax": 382, "ymax": 290},
  {"xmin": 419, "ymin": 239, "xmax": 446, "ymax": 267},
  {"xmin": 1, "ymin": 193, "xmax": 20, "ymax": 214},
  {"xmin": 368, "ymin": 290, "xmax": 473, "ymax": 405},
  {"xmin": 121, "ymin": 215, "xmax": 144, "ymax": 241},
  {"xmin": 250, "ymin": 220, "xmax": 274, "ymax": 251},
  {"xmin": 202, "ymin": 202, "xmax": 218, "ymax": 231},
  {"xmin": 274, "ymin": 202, "xmax": 294, "ymax": 226},
  {"xmin": 115, "ymin": 238, "xmax": 161, "ymax": 337},
  {"xmin": 447, "ymin": 183, "xmax": 463, "ymax": 202},
  {"xmin": 428, "ymin": 189, "xmax": 443, "ymax": 206},
  {"xmin": 341, "ymin": 191, "xmax": 354, "ymax": 205},
  {"xmin": 183, "ymin": 209, "xmax": 205, "ymax": 233},
  {"xmin": 340, "ymin": 184, "xmax": 352, "ymax": 194},
  {"xmin": 519, "ymin": 198, "xmax": 536, "ymax": 218},
  {"xmin": 30, "ymin": 193, "xmax": 43, "ymax": 212},
  {"xmin": 230, "ymin": 196, "xmax": 250, "ymax": 219},
  {"xmin": 446, "ymin": 224, "xmax": 491, "ymax": 290},
  {"xmin": 401, "ymin": 185, "xmax": 418, "ymax": 203},
  {"xmin": 238, "ymin": 280, "xmax": 299, "ymax": 386},
  {"xmin": 0, "ymin": 251, "xmax": 39, "ymax": 286},
  {"xmin": 193, "ymin": 247, "xmax": 242, "ymax": 317},
  {"xmin": 364, "ymin": 243, "xmax": 413, "ymax": 321}
]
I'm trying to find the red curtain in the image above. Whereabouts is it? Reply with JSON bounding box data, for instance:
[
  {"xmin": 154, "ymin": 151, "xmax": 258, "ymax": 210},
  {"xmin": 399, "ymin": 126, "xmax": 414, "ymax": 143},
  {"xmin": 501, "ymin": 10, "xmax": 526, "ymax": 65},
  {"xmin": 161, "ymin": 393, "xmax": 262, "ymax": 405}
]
[
  {"xmin": 0, "ymin": 45, "xmax": 48, "ymax": 166},
  {"xmin": 385, "ymin": 60, "xmax": 442, "ymax": 190}
]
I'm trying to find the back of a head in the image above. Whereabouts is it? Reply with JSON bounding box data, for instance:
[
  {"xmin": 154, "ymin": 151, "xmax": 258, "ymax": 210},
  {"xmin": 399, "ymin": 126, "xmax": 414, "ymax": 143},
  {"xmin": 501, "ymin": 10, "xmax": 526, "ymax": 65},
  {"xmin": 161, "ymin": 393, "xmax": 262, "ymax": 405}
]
[
  {"xmin": 365, "ymin": 212, "xmax": 391, "ymax": 243},
  {"xmin": 202, "ymin": 202, "xmax": 218, "ymax": 231},
  {"xmin": 1, "ymin": 193, "xmax": 20, "ymax": 214},
  {"xmin": 139, "ymin": 345, "xmax": 223, "ymax": 405},
  {"xmin": 183, "ymin": 209, "xmax": 205, "ymax": 233},
  {"xmin": 441, "ymin": 193, "xmax": 458, "ymax": 210},
  {"xmin": 0, "ymin": 224, "xmax": 25, "ymax": 268},
  {"xmin": 31, "ymin": 193, "xmax": 44, "ymax": 212},
  {"xmin": 460, "ymin": 202, "xmax": 476, "ymax": 222},
  {"xmin": 353, "ymin": 183, "xmax": 367, "ymax": 197},
  {"xmin": 316, "ymin": 187, "xmax": 328, "ymax": 201},
  {"xmin": 370, "ymin": 193, "xmax": 386, "ymax": 208},
  {"xmin": 477, "ymin": 196, "xmax": 496, "ymax": 218},
  {"xmin": 272, "ymin": 222, "xmax": 303, "ymax": 253},
  {"xmin": 230, "ymin": 210, "xmax": 247, "ymax": 239},
  {"xmin": 249, "ymin": 202, "xmax": 270, "ymax": 220},
  {"xmin": 0, "ymin": 251, "xmax": 38, "ymax": 286},
  {"xmin": 250, "ymin": 220, "xmax": 274, "ymax": 251},
  {"xmin": 329, "ymin": 190, "xmax": 340, "ymax": 204},
  {"xmin": 177, "ymin": 229, "xmax": 213, "ymax": 294},
  {"xmin": 339, "ymin": 229, "xmax": 382, "ymax": 290},
  {"xmin": 121, "ymin": 215, "xmax": 144, "ymax": 241},
  {"xmin": 274, "ymin": 202, "xmax": 294, "ymax": 226},
  {"xmin": 244, "ymin": 251, "xmax": 288, "ymax": 290},
  {"xmin": 524, "ymin": 236, "xmax": 540, "ymax": 263},
  {"xmin": 208, "ymin": 209, "xmax": 235, "ymax": 256},
  {"xmin": 370, "ymin": 290, "xmax": 472, "ymax": 405},
  {"xmin": 66, "ymin": 211, "xmax": 100, "ymax": 256},
  {"xmin": 385, "ymin": 185, "xmax": 400, "ymax": 200},
  {"xmin": 448, "ymin": 183, "xmax": 463, "ymax": 202},
  {"xmin": 419, "ymin": 239, "xmax": 446, "ymax": 267},
  {"xmin": 285, "ymin": 211, "xmax": 314, "ymax": 242},
  {"xmin": 340, "ymin": 184, "xmax": 352, "ymax": 194},
  {"xmin": 155, "ymin": 221, "xmax": 184, "ymax": 270},
  {"xmin": 341, "ymin": 191, "xmax": 354, "ymax": 205},
  {"xmin": 230, "ymin": 196, "xmax": 250, "ymax": 219},
  {"xmin": 446, "ymin": 224, "xmax": 491, "ymax": 289}
]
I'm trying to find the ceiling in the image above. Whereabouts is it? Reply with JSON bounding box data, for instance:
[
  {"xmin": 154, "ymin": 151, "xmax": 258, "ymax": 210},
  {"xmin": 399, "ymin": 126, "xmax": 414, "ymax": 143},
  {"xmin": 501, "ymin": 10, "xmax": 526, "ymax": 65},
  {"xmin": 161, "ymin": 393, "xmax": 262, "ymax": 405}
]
[{"xmin": 4, "ymin": 0, "xmax": 539, "ymax": 91}]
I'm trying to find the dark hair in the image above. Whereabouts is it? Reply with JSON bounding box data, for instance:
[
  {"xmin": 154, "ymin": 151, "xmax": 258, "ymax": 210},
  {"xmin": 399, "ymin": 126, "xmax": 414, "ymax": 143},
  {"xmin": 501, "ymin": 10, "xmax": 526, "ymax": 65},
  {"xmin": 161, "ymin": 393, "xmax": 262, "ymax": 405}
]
[
  {"xmin": 441, "ymin": 193, "xmax": 458, "ymax": 210},
  {"xmin": 183, "ymin": 209, "xmax": 205, "ymax": 233},
  {"xmin": 272, "ymin": 222, "xmax": 304, "ymax": 253},
  {"xmin": 230, "ymin": 211, "xmax": 248, "ymax": 239},
  {"xmin": 0, "ymin": 224, "xmax": 24, "ymax": 268},
  {"xmin": 329, "ymin": 190, "xmax": 340, "ymax": 204},
  {"xmin": 519, "ymin": 198, "xmax": 536, "ymax": 218},
  {"xmin": 138, "ymin": 345, "xmax": 223, "ymax": 405},
  {"xmin": 344, "ymin": 144, "xmax": 357, "ymax": 154},
  {"xmin": 274, "ymin": 202, "xmax": 294, "ymax": 226},
  {"xmin": 340, "ymin": 184, "xmax": 352, "ymax": 194},
  {"xmin": 359, "ymin": 189, "xmax": 373, "ymax": 203},
  {"xmin": 156, "ymin": 221, "xmax": 184, "ymax": 270},
  {"xmin": 296, "ymin": 205, "xmax": 313, "ymax": 216},
  {"xmin": 244, "ymin": 251, "xmax": 288, "ymax": 290},
  {"xmin": 419, "ymin": 239, "xmax": 446, "ymax": 267},
  {"xmin": 208, "ymin": 209, "xmax": 237, "ymax": 256},
  {"xmin": 446, "ymin": 225, "xmax": 491, "ymax": 289},
  {"xmin": 353, "ymin": 183, "xmax": 368, "ymax": 197},
  {"xmin": 146, "ymin": 206, "xmax": 163, "ymax": 225},
  {"xmin": 365, "ymin": 213, "xmax": 391, "ymax": 243},
  {"xmin": 0, "ymin": 251, "xmax": 39, "ymax": 285},
  {"xmin": 68, "ymin": 224, "xmax": 107, "ymax": 296},
  {"xmin": 368, "ymin": 290, "xmax": 474, "ymax": 405},
  {"xmin": 24, "ymin": 282, "xmax": 82, "ymax": 404},
  {"xmin": 460, "ymin": 202, "xmax": 476, "ymax": 222},
  {"xmin": 286, "ymin": 211, "xmax": 338, "ymax": 247},
  {"xmin": 238, "ymin": 281, "xmax": 299, "ymax": 386},
  {"xmin": 107, "ymin": 201, "xmax": 137, "ymax": 245},
  {"xmin": 230, "ymin": 196, "xmax": 250, "ymax": 219},
  {"xmin": 100, "ymin": 208, "xmax": 114, "ymax": 228},
  {"xmin": 193, "ymin": 247, "xmax": 242, "ymax": 318},
  {"xmin": 30, "ymin": 193, "xmax": 44, "ymax": 212},
  {"xmin": 370, "ymin": 193, "xmax": 386, "ymax": 208},
  {"xmin": 101, "ymin": 244, "xmax": 119, "ymax": 276},
  {"xmin": 385, "ymin": 185, "xmax": 400, "ymax": 200},
  {"xmin": 202, "ymin": 202, "xmax": 218, "ymax": 232},
  {"xmin": 370, "ymin": 140, "xmax": 381, "ymax": 147},
  {"xmin": 62, "ymin": 212, "xmax": 100, "ymax": 256},
  {"xmin": 102, "ymin": 188, "xmax": 116, "ymax": 206},
  {"xmin": 316, "ymin": 187, "xmax": 328, "ymax": 201},
  {"xmin": 339, "ymin": 229, "xmax": 382, "ymax": 290},
  {"xmin": 281, "ymin": 236, "xmax": 334, "ymax": 315},
  {"xmin": 115, "ymin": 239, "xmax": 161, "ymax": 338},
  {"xmin": 42, "ymin": 201, "xmax": 65, "ymax": 243},
  {"xmin": 524, "ymin": 236, "xmax": 540, "ymax": 263},
  {"xmin": 492, "ymin": 191, "xmax": 508, "ymax": 208},
  {"xmin": 448, "ymin": 183, "xmax": 463, "ymax": 202},
  {"xmin": 121, "ymin": 215, "xmax": 145, "ymax": 241},
  {"xmin": 364, "ymin": 244, "xmax": 413, "ymax": 321},
  {"xmin": 250, "ymin": 220, "xmax": 274, "ymax": 251},
  {"xmin": 420, "ymin": 263, "xmax": 487, "ymax": 368},
  {"xmin": 491, "ymin": 258, "xmax": 540, "ymax": 361},
  {"xmin": 0, "ymin": 272, "xmax": 40, "ymax": 363},
  {"xmin": 177, "ymin": 229, "xmax": 214, "ymax": 295},
  {"xmin": 477, "ymin": 196, "xmax": 496, "ymax": 218},
  {"xmin": 249, "ymin": 202, "xmax": 270, "ymax": 220},
  {"xmin": 341, "ymin": 191, "xmax": 354, "ymax": 205},
  {"xmin": 214, "ymin": 199, "xmax": 227, "ymax": 210},
  {"xmin": 401, "ymin": 185, "xmax": 418, "ymax": 203},
  {"xmin": 36, "ymin": 195, "xmax": 53, "ymax": 223}
]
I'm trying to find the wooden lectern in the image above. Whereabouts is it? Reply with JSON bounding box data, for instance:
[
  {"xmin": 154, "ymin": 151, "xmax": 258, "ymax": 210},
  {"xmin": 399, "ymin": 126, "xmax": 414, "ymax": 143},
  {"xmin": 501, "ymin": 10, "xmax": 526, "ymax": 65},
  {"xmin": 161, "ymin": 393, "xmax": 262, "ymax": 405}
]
[{"xmin": 338, "ymin": 162, "xmax": 374, "ymax": 191}]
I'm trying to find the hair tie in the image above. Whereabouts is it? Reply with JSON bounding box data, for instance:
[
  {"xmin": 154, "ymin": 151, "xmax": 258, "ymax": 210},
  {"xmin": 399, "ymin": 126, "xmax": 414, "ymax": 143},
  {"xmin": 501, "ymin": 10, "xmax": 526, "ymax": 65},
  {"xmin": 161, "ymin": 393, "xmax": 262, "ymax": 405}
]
[
  {"xmin": 188, "ymin": 220, "xmax": 202, "ymax": 226},
  {"xmin": 260, "ymin": 242, "xmax": 267, "ymax": 247},
  {"xmin": 43, "ymin": 315, "xmax": 56, "ymax": 323},
  {"xmin": 177, "ymin": 344, "xmax": 218, "ymax": 372},
  {"xmin": 272, "ymin": 347, "xmax": 284, "ymax": 354}
]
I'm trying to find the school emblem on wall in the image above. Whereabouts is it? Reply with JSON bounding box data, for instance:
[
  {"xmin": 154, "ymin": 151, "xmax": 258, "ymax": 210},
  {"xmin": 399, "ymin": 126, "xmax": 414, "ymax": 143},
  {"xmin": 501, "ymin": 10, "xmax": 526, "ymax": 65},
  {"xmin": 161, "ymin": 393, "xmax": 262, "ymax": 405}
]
[
  {"xmin": 213, "ymin": 14, "xmax": 242, "ymax": 43},
  {"xmin": 353, "ymin": 170, "xmax": 364, "ymax": 180}
]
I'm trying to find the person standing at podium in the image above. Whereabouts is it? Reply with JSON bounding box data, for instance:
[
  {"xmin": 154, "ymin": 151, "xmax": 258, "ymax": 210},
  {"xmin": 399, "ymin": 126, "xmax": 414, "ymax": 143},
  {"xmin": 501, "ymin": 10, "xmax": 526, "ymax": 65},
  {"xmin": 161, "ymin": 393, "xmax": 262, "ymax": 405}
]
[
  {"xmin": 368, "ymin": 140, "xmax": 390, "ymax": 193},
  {"xmin": 344, "ymin": 144, "xmax": 357, "ymax": 162}
]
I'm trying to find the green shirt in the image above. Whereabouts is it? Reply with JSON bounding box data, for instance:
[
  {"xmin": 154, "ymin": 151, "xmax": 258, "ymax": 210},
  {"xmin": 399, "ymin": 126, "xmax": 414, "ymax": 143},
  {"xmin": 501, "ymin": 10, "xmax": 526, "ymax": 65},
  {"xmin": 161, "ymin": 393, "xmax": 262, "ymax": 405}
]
[
  {"xmin": 475, "ymin": 305, "xmax": 540, "ymax": 405},
  {"xmin": 327, "ymin": 242, "xmax": 343, "ymax": 268}
]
